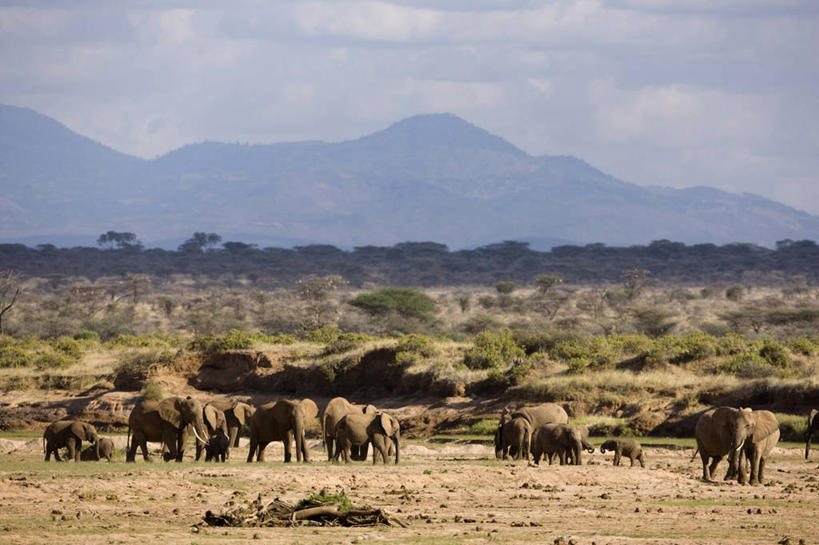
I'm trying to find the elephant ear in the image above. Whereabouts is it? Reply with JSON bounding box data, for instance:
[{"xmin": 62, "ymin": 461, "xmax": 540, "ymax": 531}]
[
  {"xmin": 203, "ymin": 405, "xmax": 219, "ymax": 431},
  {"xmin": 363, "ymin": 404, "xmax": 377, "ymax": 415},
  {"xmin": 234, "ymin": 403, "xmax": 250, "ymax": 425},
  {"xmin": 379, "ymin": 413, "xmax": 396, "ymax": 436},
  {"xmin": 754, "ymin": 411, "xmax": 780, "ymax": 439},
  {"xmin": 158, "ymin": 398, "xmax": 182, "ymax": 429},
  {"xmin": 72, "ymin": 422, "xmax": 90, "ymax": 441},
  {"xmin": 300, "ymin": 399, "xmax": 319, "ymax": 421}
]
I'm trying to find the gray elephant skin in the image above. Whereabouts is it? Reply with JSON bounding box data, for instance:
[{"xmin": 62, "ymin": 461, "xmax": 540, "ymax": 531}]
[
  {"xmin": 600, "ymin": 438, "xmax": 645, "ymax": 467},
  {"xmin": 247, "ymin": 398, "xmax": 318, "ymax": 463},
  {"xmin": 736, "ymin": 410, "xmax": 779, "ymax": 485},
  {"xmin": 694, "ymin": 406, "xmax": 755, "ymax": 481},
  {"xmin": 196, "ymin": 403, "xmax": 230, "ymax": 461},
  {"xmin": 43, "ymin": 420, "xmax": 99, "ymax": 462},
  {"xmin": 206, "ymin": 400, "xmax": 256, "ymax": 453},
  {"xmin": 334, "ymin": 412, "xmax": 400, "ymax": 464},
  {"xmin": 80, "ymin": 437, "xmax": 115, "ymax": 462},
  {"xmin": 531, "ymin": 423, "xmax": 594, "ymax": 465},
  {"xmin": 498, "ymin": 403, "xmax": 568, "ymax": 461},
  {"xmin": 321, "ymin": 396, "xmax": 377, "ymax": 461},
  {"xmin": 806, "ymin": 409, "xmax": 819, "ymax": 459},
  {"xmin": 205, "ymin": 429, "xmax": 229, "ymax": 462},
  {"xmin": 494, "ymin": 416, "xmax": 531, "ymax": 460},
  {"xmin": 127, "ymin": 396, "xmax": 208, "ymax": 462}
]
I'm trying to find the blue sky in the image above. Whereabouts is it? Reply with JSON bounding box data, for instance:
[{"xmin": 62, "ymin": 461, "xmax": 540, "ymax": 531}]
[{"xmin": 1, "ymin": 0, "xmax": 817, "ymax": 213}]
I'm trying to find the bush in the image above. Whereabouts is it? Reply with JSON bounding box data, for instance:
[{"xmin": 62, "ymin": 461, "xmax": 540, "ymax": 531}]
[
  {"xmin": 725, "ymin": 283, "xmax": 745, "ymax": 301},
  {"xmin": 759, "ymin": 339, "xmax": 792, "ymax": 369},
  {"xmin": 323, "ymin": 333, "xmax": 372, "ymax": 355},
  {"xmin": 0, "ymin": 344, "xmax": 34, "ymax": 368},
  {"xmin": 467, "ymin": 419, "xmax": 497, "ymax": 435},
  {"xmin": 786, "ymin": 337, "xmax": 818, "ymax": 356},
  {"xmin": 187, "ymin": 329, "xmax": 289, "ymax": 352},
  {"xmin": 395, "ymin": 334, "xmax": 437, "ymax": 358},
  {"xmin": 52, "ymin": 337, "xmax": 82, "ymax": 358},
  {"xmin": 717, "ymin": 352, "xmax": 775, "ymax": 378},
  {"xmin": 73, "ymin": 329, "xmax": 101, "ymax": 342},
  {"xmin": 105, "ymin": 334, "xmax": 180, "ymax": 349},
  {"xmin": 305, "ymin": 325, "xmax": 342, "ymax": 344},
  {"xmin": 141, "ymin": 382, "xmax": 164, "ymax": 401},
  {"xmin": 113, "ymin": 348, "xmax": 175, "ymax": 388},
  {"xmin": 348, "ymin": 287, "xmax": 436, "ymax": 321},
  {"xmin": 495, "ymin": 281, "xmax": 517, "ymax": 295},
  {"xmin": 463, "ymin": 330, "xmax": 525, "ymax": 370},
  {"xmin": 460, "ymin": 313, "xmax": 501, "ymax": 335},
  {"xmin": 34, "ymin": 351, "xmax": 77, "ymax": 369}
]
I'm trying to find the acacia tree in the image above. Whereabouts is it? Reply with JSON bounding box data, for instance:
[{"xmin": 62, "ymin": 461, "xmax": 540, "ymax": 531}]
[
  {"xmin": 534, "ymin": 274, "xmax": 563, "ymax": 294},
  {"xmin": 0, "ymin": 271, "xmax": 22, "ymax": 335},
  {"xmin": 97, "ymin": 231, "xmax": 142, "ymax": 250},
  {"xmin": 296, "ymin": 275, "xmax": 347, "ymax": 329},
  {"xmin": 178, "ymin": 232, "xmax": 222, "ymax": 253}
]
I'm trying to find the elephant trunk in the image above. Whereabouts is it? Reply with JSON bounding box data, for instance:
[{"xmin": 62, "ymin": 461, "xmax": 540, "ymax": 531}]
[
  {"xmin": 94, "ymin": 435, "xmax": 100, "ymax": 461},
  {"xmin": 806, "ymin": 411, "xmax": 816, "ymax": 459},
  {"xmin": 572, "ymin": 442, "xmax": 582, "ymax": 465}
]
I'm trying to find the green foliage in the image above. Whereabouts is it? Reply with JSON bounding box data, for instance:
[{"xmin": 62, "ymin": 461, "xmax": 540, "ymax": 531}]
[
  {"xmin": 699, "ymin": 287, "xmax": 715, "ymax": 298},
  {"xmin": 52, "ymin": 336, "xmax": 82, "ymax": 358},
  {"xmin": 34, "ymin": 351, "xmax": 77, "ymax": 369},
  {"xmin": 295, "ymin": 490, "xmax": 355, "ymax": 512},
  {"xmin": 460, "ymin": 313, "xmax": 501, "ymax": 335},
  {"xmin": 105, "ymin": 333, "xmax": 181, "ymax": 349},
  {"xmin": 0, "ymin": 343, "xmax": 34, "ymax": 368},
  {"xmin": 395, "ymin": 334, "xmax": 437, "ymax": 358},
  {"xmin": 786, "ymin": 336, "xmax": 818, "ymax": 356},
  {"xmin": 725, "ymin": 283, "xmax": 745, "ymax": 301},
  {"xmin": 73, "ymin": 329, "xmax": 101, "ymax": 342},
  {"xmin": 113, "ymin": 347, "xmax": 175, "ymax": 383},
  {"xmin": 463, "ymin": 329, "xmax": 525, "ymax": 370},
  {"xmin": 187, "ymin": 329, "xmax": 291, "ymax": 352},
  {"xmin": 494, "ymin": 281, "xmax": 517, "ymax": 295},
  {"xmin": 141, "ymin": 382, "xmax": 164, "ymax": 401},
  {"xmin": 630, "ymin": 306, "xmax": 678, "ymax": 338},
  {"xmin": 758, "ymin": 339, "xmax": 792, "ymax": 369},
  {"xmin": 305, "ymin": 325, "xmax": 342, "ymax": 344},
  {"xmin": 717, "ymin": 352, "xmax": 774, "ymax": 378},
  {"xmin": 323, "ymin": 333, "xmax": 372, "ymax": 355},
  {"xmin": 467, "ymin": 419, "xmax": 497, "ymax": 436},
  {"xmin": 348, "ymin": 287, "xmax": 436, "ymax": 321},
  {"xmin": 534, "ymin": 274, "xmax": 563, "ymax": 294}
]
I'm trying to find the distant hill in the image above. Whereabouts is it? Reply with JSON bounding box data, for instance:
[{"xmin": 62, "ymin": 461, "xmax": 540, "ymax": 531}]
[{"xmin": 1, "ymin": 104, "xmax": 817, "ymax": 249}]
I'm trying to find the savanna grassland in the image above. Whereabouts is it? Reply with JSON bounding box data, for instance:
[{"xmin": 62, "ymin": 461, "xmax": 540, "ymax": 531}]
[{"xmin": 1, "ymin": 265, "xmax": 818, "ymax": 544}]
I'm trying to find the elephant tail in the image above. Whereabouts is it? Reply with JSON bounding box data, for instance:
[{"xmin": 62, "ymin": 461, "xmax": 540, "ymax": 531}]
[{"xmin": 689, "ymin": 447, "xmax": 699, "ymax": 462}]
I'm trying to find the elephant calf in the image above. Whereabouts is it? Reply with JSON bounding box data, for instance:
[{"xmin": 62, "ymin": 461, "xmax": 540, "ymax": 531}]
[
  {"xmin": 531, "ymin": 423, "xmax": 594, "ymax": 465},
  {"xmin": 205, "ymin": 430, "xmax": 229, "ymax": 463},
  {"xmin": 80, "ymin": 437, "xmax": 115, "ymax": 462},
  {"xmin": 600, "ymin": 438, "xmax": 644, "ymax": 467},
  {"xmin": 334, "ymin": 412, "xmax": 400, "ymax": 464},
  {"xmin": 494, "ymin": 416, "xmax": 531, "ymax": 461}
]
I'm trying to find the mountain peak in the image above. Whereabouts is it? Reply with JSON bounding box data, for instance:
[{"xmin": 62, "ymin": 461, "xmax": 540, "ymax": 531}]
[{"xmin": 353, "ymin": 113, "xmax": 526, "ymax": 156}]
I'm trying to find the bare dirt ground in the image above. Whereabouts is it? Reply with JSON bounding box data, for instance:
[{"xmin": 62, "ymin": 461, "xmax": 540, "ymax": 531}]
[{"xmin": 0, "ymin": 439, "xmax": 816, "ymax": 545}]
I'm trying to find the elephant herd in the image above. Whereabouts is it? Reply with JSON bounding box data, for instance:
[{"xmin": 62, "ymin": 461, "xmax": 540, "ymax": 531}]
[
  {"xmin": 40, "ymin": 397, "xmax": 817, "ymax": 484},
  {"xmin": 42, "ymin": 395, "xmax": 400, "ymax": 465}
]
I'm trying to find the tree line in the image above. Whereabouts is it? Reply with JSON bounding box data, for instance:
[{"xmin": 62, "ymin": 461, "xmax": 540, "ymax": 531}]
[{"xmin": 0, "ymin": 234, "xmax": 816, "ymax": 287}]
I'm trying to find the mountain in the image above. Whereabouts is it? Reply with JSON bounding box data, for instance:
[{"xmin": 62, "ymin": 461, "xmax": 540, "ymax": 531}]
[{"xmin": 0, "ymin": 104, "xmax": 817, "ymax": 249}]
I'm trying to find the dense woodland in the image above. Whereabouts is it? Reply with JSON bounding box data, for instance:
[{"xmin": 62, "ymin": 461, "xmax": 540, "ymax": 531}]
[{"xmin": 1, "ymin": 235, "xmax": 817, "ymax": 287}]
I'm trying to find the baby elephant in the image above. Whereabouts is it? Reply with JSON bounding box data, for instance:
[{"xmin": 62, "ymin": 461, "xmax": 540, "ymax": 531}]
[
  {"xmin": 80, "ymin": 437, "xmax": 115, "ymax": 462},
  {"xmin": 600, "ymin": 438, "xmax": 645, "ymax": 467},
  {"xmin": 205, "ymin": 430, "xmax": 229, "ymax": 462}
]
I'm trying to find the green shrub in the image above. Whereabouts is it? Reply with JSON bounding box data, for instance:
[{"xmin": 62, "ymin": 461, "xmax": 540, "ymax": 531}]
[
  {"xmin": 0, "ymin": 345, "xmax": 34, "ymax": 368},
  {"xmin": 105, "ymin": 333, "xmax": 180, "ymax": 349},
  {"xmin": 566, "ymin": 356, "xmax": 591, "ymax": 374},
  {"xmin": 187, "ymin": 329, "xmax": 287, "ymax": 352},
  {"xmin": 218, "ymin": 329, "xmax": 256, "ymax": 350},
  {"xmin": 463, "ymin": 330, "xmax": 525, "ymax": 370},
  {"xmin": 495, "ymin": 281, "xmax": 517, "ymax": 295},
  {"xmin": 395, "ymin": 334, "xmax": 437, "ymax": 358},
  {"xmin": 348, "ymin": 287, "xmax": 436, "ymax": 321},
  {"xmin": 323, "ymin": 333, "xmax": 372, "ymax": 355},
  {"xmin": 775, "ymin": 413, "xmax": 807, "ymax": 442},
  {"xmin": 759, "ymin": 339, "xmax": 792, "ymax": 369},
  {"xmin": 52, "ymin": 336, "xmax": 83, "ymax": 358},
  {"xmin": 73, "ymin": 329, "xmax": 101, "ymax": 342},
  {"xmin": 725, "ymin": 283, "xmax": 745, "ymax": 301},
  {"xmin": 141, "ymin": 382, "xmax": 164, "ymax": 401},
  {"xmin": 460, "ymin": 313, "xmax": 501, "ymax": 335},
  {"xmin": 34, "ymin": 351, "xmax": 77, "ymax": 369},
  {"xmin": 606, "ymin": 334, "xmax": 653, "ymax": 355},
  {"xmin": 717, "ymin": 352, "xmax": 775, "ymax": 378},
  {"xmin": 714, "ymin": 333, "xmax": 749, "ymax": 356},
  {"xmin": 786, "ymin": 337, "xmax": 818, "ymax": 356},
  {"xmin": 674, "ymin": 332, "xmax": 717, "ymax": 363},
  {"xmin": 305, "ymin": 325, "xmax": 342, "ymax": 344},
  {"xmin": 113, "ymin": 348, "xmax": 175, "ymax": 384}
]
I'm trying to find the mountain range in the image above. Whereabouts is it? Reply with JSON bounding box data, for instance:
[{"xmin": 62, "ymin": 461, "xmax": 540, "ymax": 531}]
[{"xmin": 1, "ymin": 104, "xmax": 817, "ymax": 250}]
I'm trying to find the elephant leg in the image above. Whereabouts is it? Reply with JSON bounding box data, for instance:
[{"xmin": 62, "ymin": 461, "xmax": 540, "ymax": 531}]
[
  {"xmin": 327, "ymin": 437, "xmax": 335, "ymax": 461},
  {"xmin": 613, "ymin": 451, "xmax": 621, "ymax": 466},
  {"xmin": 246, "ymin": 438, "xmax": 257, "ymax": 463},
  {"xmin": 64, "ymin": 438, "xmax": 77, "ymax": 462},
  {"xmin": 708, "ymin": 455, "xmax": 722, "ymax": 481},
  {"xmin": 282, "ymin": 439, "xmax": 292, "ymax": 463},
  {"xmin": 371, "ymin": 436, "xmax": 388, "ymax": 465},
  {"xmin": 756, "ymin": 458, "xmax": 766, "ymax": 485}
]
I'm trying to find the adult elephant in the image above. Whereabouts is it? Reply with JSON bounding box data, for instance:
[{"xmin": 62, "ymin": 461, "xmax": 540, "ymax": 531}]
[
  {"xmin": 334, "ymin": 412, "xmax": 400, "ymax": 464},
  {"xmin": 805, "ymin": 409, "xmax": 819, "ymax": 459},
  {"xmin": 321, "ymin": 397, "xmax": 377, "ymax": 461},
  {"xmin": 531, "ymin": 423, "xmax": 594, "ymax": 465},
  {"xmin": 126, "ymin": 396, "xmax": 208, "ymax": 462},
  {"xmin": 737, "ymin": 410, "xmax": 779, "ymax": 485},
  {"xmin": 494, "ymin": 416, "xmax": 531, "ymax": 460},
  {"xmin": 43, "ymin": 420, "xmax": 99, "ymax": 462},
  {"xmin": 693, "ymin": 406, "xmax": 755, "ymax": 481},
  {"xmin": 196, "ymin": 403, "xmax": 230, "ymax": 461},
  {"xmin": 498, "ymin": 403, "xmax": 568, "ymax": 460},
  {"xmin": 247, "ymin": 398, "xmax": 318, "ymax": 463},
  {"xmin": 205, "ymin": 400, "xmax": 256, "ymax": 453}
]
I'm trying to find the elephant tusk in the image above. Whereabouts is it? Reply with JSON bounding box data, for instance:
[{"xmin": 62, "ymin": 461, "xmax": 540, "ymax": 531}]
[
  {"xmin": 735, "ymin": 438, "xmax": 746, "ymax": 453},
  {"xmin": 192, "ymin": 427, "xmax": 208, "ymax": 445}
]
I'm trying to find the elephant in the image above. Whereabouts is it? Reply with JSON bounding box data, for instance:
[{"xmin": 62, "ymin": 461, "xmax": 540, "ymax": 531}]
[
  {"xmin": 805, "ymin": 409, "xmax": 819, "ymax": 459},
  {"xmin": 43, "ymin": 420, "xmax": 99, "ymax": 462},
  {"xmin": 204, "ymin": 429, "xmax": 229, "ymax": 463},
  {"xmin": 734, "ymin": 410, "xmax": 779, "ymax": 485},
  {"xmin": 600, "ymin": 438, "xmax": 645, "ymax": 467},
  {"xmin": 205, "ymin": 400, "xmax": 256, "ymax": 455},
  {"xmin": 247, "ymin": 398, "xmax": 318, "ymax": 463},
  {"xmin": 693, "ymin": 406, "xmax": 755, "ymax": 481},
  {"xmin": 334, "ymin": 412, "xmax": 400, "ymax": 464},
  {"xmin": 126, "ymin": 396, "xmax": 208, "ymax": 462},
  {"xmin": 80, "ymin": 437, "xmax": 115, "ymax": 462},
  {"xmin": 196, "ymin": 403, "xmax": 230, "ymax": 461},
  {"xmin": 494, "ymin": 416, "xmax": 531, "ymax": 461},
  {"xmin": 531, "ymin": 423, "xmax": 594, "ymax": 465},
  {"xmin": 498, "ymin": 403, "xmax": 568, "ymax": 461},
  {"xmin": 321, "ymin": 397, "xmax": 377, "ymax": 461}
]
